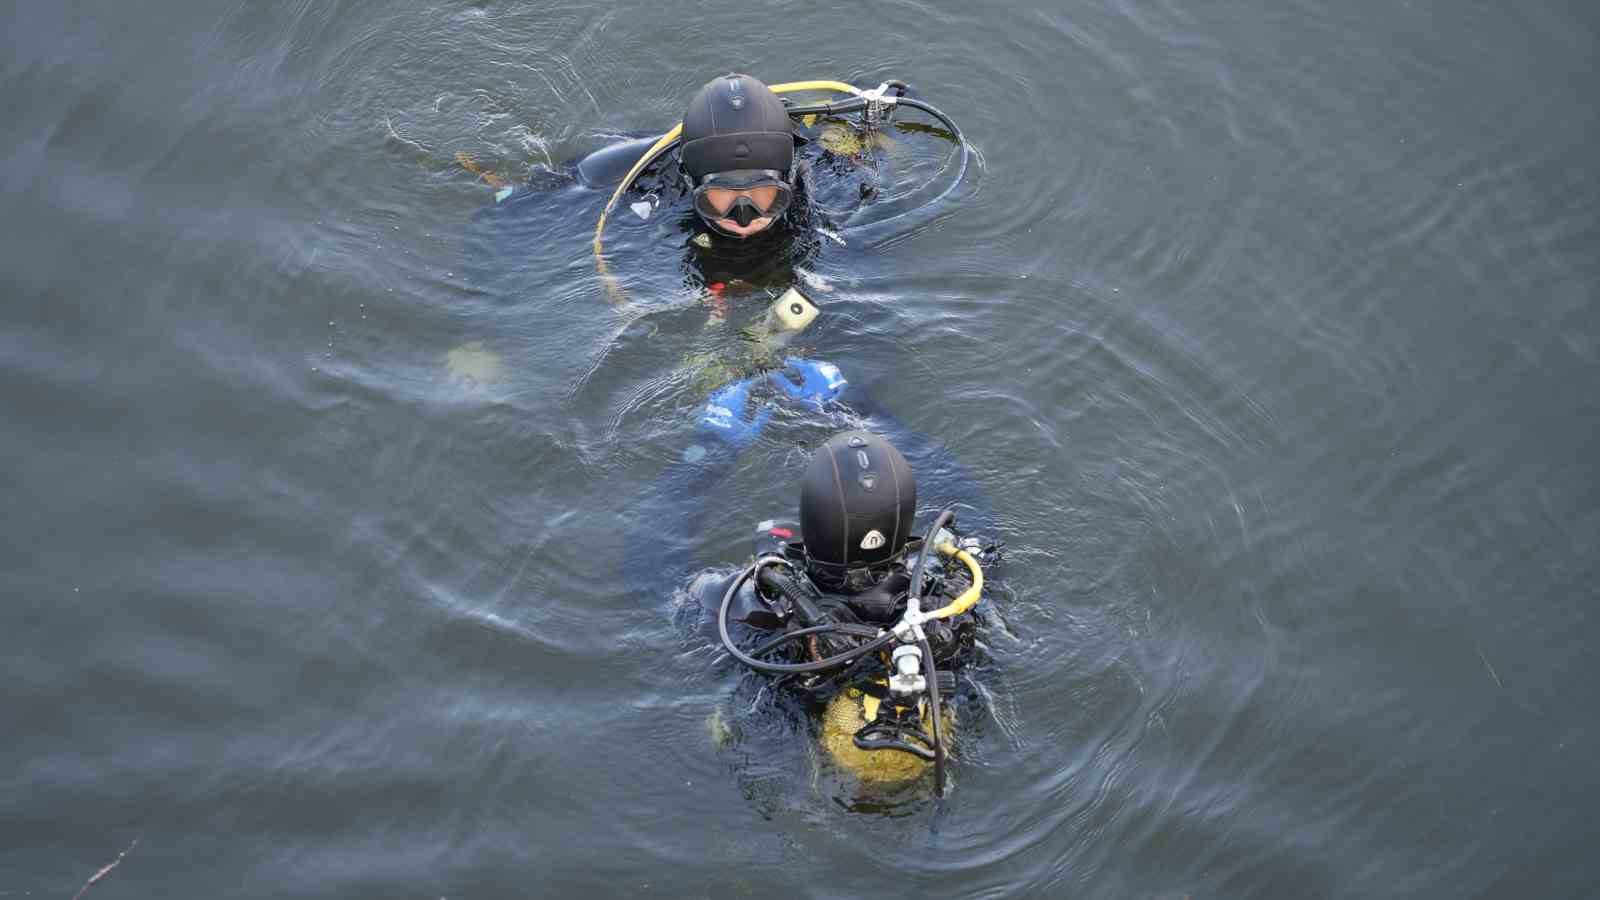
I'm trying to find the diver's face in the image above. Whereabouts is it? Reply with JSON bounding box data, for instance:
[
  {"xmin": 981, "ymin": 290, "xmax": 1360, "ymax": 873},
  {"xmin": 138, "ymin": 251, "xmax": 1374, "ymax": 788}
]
[{"xmin": 702, "ymin": 185, "xmax": 780, "ymax": 238}]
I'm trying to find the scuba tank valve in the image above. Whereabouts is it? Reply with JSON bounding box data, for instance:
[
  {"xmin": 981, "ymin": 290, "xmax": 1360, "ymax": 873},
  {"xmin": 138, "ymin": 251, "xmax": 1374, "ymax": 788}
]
[{"xmin": 888, "ymin": 644, "xmax": 926, "ymax": 696}]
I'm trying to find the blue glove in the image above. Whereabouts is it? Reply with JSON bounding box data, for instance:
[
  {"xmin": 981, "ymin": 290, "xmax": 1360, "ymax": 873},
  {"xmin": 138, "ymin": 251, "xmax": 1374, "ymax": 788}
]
[
  {"xmin": 767, "ymin": 357, "xmax": 848, "ymax": 410},
  {"xmin": 697, "ymin": 375, "xmax": 774, "ymax": 449}
]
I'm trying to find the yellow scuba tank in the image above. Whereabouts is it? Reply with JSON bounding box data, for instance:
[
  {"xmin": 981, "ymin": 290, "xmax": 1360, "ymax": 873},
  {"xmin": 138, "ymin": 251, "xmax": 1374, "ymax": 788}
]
[{"xmin": 820, "ymin": 682, "xmax": 954, "ymax": 783}]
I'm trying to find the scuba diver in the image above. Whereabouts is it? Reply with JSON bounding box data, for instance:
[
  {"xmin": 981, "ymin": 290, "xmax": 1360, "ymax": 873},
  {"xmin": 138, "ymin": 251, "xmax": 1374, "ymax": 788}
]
[
  {"xmin": 632, "ymin": 71, "xmax": 801, "ymax": 241},
  {"xmin": 628, "ymin": 425, "xmax": 999, "ymax": 796},
  {"xmin": 594, "ymin": 75, "xmax": 969, "ymax": 446},
  {"xmin": 721, "ymin": 430, "xmax": 996, "ymax": 795},
  {"xmin": 463, "ymin": 72, "xmax": 968, "ymax": 298},
  {"xmin": 455, "ymin": 73, "xmax": 970, "ymax": 454},
  {"xmin": 585, "ymin": 72, "xmax": 969, "ymax": 267}
]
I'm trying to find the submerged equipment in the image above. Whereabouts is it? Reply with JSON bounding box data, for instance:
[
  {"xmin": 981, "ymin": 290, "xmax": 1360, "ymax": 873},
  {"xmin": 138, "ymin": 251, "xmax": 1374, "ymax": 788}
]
[
  {"xmin": 691, "ymin": 170, "xmax": 794, "ymax": 230},
  {"xmin": 592, "ymin": 77, "xmax": 969, "ymax": 293}
]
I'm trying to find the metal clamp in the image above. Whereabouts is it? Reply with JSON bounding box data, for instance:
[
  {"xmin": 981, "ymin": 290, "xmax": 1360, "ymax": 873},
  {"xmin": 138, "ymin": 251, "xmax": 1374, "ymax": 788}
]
[
  {"xmin": 859, "ymin": 82, "xmax": 899, "ymax": 128},
  {"xmin": 890, "ymin": 594, "xmax": 928, "ymax": 643},
  {"xmin": 751, "ymin": 554, "xmax": 796, "ymax": 618},
  {"xmin": 753, "ymin": 554, "xmax": 794, "ymax": 573},
  {"xmin": 888, "ymin": 643, "xmax": 926, "ymax": 696}
]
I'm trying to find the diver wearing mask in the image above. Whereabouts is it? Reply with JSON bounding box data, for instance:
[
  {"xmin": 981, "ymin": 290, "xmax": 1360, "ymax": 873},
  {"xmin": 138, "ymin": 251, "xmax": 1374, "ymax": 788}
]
[
  {"xmin": 462, "ymin": 71, "xmax": 966, "ymax": 298},
  {"xmin": 674, "ymin": 73, "xmax": 803, "ymax": 241},
  {"xmin": 712, "ymin": 430, "xmax": 997, "ymax": 794},
  {"xmin": 622, "ymin": 418, "xmax": 995, "ymax": 794},
  {"xmin": 665, "ymin": 73, "xmax": 821, "ymax": 298},
  {"xmin": 579, "ymin": 73, "xmax": 832, "ymax": 295},
  {"xmin": 573, "ymin": 72, "xmax": 967, "ymax": 290}
]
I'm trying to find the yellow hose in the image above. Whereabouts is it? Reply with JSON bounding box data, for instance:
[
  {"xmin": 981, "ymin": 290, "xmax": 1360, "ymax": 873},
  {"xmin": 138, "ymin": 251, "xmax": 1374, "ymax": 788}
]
[
  {"xmin": 592, "ymin": 79, "xmax": 863, "ymax": 299},
  {"xmin": 925, "ymin": 543, "xmax": 983, "ymax": 619},
  {"xmin": 592, "ymin": 124, "xmax": 681, "ymax": 270}
]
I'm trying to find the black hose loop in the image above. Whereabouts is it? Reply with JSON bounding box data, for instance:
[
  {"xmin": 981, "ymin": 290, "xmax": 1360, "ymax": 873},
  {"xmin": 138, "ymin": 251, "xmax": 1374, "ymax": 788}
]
[
  {"xmin": 719, "ymin": 563, "xmax": 895, "ymax": 675},
  {"xmin": 748, "ymin": 622, "xmax": 882, "ymax": 658},
  {"xmin": 784, "ymin": 98, "xmax": 869, "ymax": 119},
  {"xmin": 910, "ymin": 506, "xmax": 956, "ymax": 603},
  {"xmin": 920, "ymin": 636, "xmax": 946, "ymax": 796}
]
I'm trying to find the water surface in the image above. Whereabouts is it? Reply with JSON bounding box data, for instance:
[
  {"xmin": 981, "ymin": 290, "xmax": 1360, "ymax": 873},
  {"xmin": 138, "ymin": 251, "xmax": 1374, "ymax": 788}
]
[{"xmin": 3, "ymin": 1, "xmax": 1596, "ymax": 897}]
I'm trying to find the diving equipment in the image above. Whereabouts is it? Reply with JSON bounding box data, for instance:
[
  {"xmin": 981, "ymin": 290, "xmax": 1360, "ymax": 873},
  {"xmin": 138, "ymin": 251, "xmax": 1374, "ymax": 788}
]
[
  {"xmin": 715, "ymin": 496, "xmax": 988, "ymax": 795},
  {"xmin": 681, "ymin": 75, "xmax": 796, "ymax": 235},
  {"xmin": 697, "ymin": 377, "xmax": 774, "ymax": 449},
  {"xmin": 769, "ymin": 357, "xmax": 846, "ymax": 408},
  {"xmin": 681, "ymin": 74, "xmax": 796, "ymax": 183},
  {"xmin": 685, "ymin": 287, "xmax": 829, "ymax": 450},
  {"xmin": 691, "ymin": 169, "xmax": 795, "ymax": 229},
  {"xmin": 799, "ymin": 430, "xmax": 916, "ymax": 572}
]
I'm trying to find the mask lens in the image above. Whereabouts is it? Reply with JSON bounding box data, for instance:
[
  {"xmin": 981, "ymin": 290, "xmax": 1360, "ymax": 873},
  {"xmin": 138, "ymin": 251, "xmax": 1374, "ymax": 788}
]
[
  {"xmin": 702, "ymin": 187, "xmax": 739, "ymax": 216},
  {"xmin": 745, "ymin": 185, "xmax": 779, "ymax": 212},
  {"xmin": 693, "ymin": 175, "xmax": 793, "ymax": 234}
]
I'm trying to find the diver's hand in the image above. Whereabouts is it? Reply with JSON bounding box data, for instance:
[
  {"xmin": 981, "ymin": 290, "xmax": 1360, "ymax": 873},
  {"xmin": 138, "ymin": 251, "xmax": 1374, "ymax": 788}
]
[
  {"xmin": 768, "ymin": 358, "xmax": 848, "ymax": 409},
  {"xmin": 697, "ymin": 376, "xmax": 773, "ymax": 449}
]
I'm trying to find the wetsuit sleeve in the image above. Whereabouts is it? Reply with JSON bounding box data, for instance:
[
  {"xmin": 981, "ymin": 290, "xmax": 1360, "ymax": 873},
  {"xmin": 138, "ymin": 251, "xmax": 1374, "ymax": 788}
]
[{"xmin": 574, "ymin": 135, "xmax": 665, "ymax": 189}]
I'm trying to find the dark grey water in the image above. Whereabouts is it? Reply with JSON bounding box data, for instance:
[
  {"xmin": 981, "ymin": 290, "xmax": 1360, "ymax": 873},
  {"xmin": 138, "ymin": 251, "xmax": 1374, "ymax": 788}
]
[{"xmin": 4, "ymin": 0, "xmax": 1597, "ymax": 897}]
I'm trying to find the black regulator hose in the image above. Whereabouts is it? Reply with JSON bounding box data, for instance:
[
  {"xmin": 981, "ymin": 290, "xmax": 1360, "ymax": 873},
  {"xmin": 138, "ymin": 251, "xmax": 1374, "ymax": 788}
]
[
  {"xmin": 719, "ymin": 563, "xmax": 896, "ymax": 675},
  {"xmin": 920, "ymin": 635, "xmax": 946, "ymax": 796},
  {"xmin": 908, "ymin": 505, "xmax": 954, "ymax": 794},
  {"xmin": 910, "ymin": 506, "xmax": 956, "ymax": 602},
  {"xmin": 786, "ymin": 94, "xmax": 965, "ymax": 165},
  {"xmin": 859, "ymin": 95, "xmax": 969, "ymax": 230},
  {"xmin": 757, "ymin": 564, "xmax": 829, "ymax": 627},
  {"xmin": 783, "ymin": 98, "xmax": 869, "ymax": 118},
  {"xmin": 749, "ymin": 622, "xmax": 882, "ymax": 658},
  {"xmin": 894, "ymin": 96, "xmax": 962, "ymax": 143}
]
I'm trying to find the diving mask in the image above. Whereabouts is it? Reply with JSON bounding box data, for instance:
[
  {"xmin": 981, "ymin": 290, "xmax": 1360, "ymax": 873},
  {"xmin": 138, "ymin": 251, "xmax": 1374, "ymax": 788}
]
[{"xmin": 692, "ymin": 169, "xmax": 793, "ymax": 232}]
